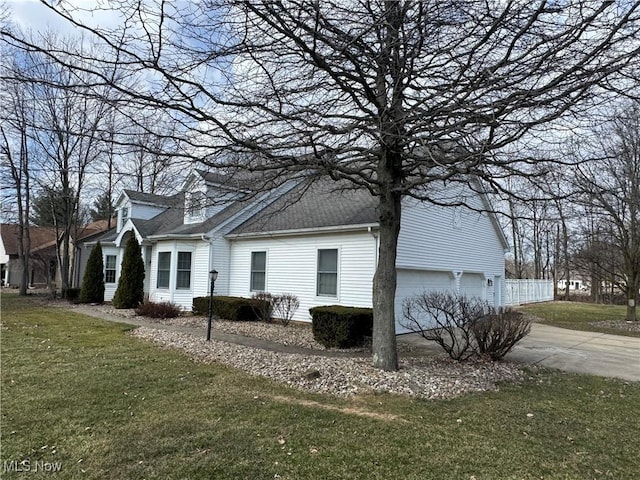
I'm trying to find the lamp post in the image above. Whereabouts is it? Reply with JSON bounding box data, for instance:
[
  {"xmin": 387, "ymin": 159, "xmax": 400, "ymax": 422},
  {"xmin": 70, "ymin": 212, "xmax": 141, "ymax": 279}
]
[{"xmin": 206, "ymin": 269, "xmax": 218, "ymax": 341}]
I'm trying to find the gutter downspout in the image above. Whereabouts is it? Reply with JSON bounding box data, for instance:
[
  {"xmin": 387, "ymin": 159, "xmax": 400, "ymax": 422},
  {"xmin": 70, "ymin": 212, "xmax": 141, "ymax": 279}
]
[
  {"xmin": 201, "ymin": 233, "xmax": 215, "ymax": 296},
  {"xmin": 368, "ymin": 226, "xmax": 379, "ymax": 282}
]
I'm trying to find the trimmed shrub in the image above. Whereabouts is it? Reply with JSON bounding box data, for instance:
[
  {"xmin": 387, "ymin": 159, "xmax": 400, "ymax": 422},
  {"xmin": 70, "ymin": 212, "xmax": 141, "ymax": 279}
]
[
  {"xmin": 79, "ymin": 241, "xmax": 105, "ymax": 304},
  {"xmin": 310, "ymin": 305, "xmax": 373, "ymax": 349},
  {"xmin": 112, "ymin": 236, "xmax": 145, "ymax": 309},
  {"xmin": 192, "ymin": 296, "xmax": 210, "ymax": 315},
  {"xmin": 192, "ymin": 295, "xmax": 266, "ymax": 321},
  {"xmin": 64, "ymin": 288, "xmax": 81, "ymax": 303},
  {"xmin": 471, "ymin": 309, "xmax": 531, "ymax": 360},
  {"xmin": 135, "ymin": 301, "xmax": 181, "ymax": 319}
]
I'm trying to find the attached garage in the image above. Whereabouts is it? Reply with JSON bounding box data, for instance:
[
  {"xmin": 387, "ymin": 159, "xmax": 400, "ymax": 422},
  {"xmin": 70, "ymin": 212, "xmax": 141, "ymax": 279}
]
[
  {"xmin": 394, "ymin": 269, "xmax": 489, "ymax": 334},
  {"xmin": 395, "ymin": 269, "xmax": 453, "ymax": 333}
]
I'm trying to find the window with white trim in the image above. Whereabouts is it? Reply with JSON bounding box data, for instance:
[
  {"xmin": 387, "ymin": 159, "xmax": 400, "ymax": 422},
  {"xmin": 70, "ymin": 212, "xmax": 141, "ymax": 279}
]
[
  {"xmin": 187, "ymin": 191, "xmax": 205, "ymax": 219},
  {"xmin": 120, "ymin": 207, "xmax": 129, "ymax": 229},
  {"xmin": 157, "ymin": 252, "xmax": 171, "ymax": 289},
  {"xmin": 317, "ymin": 249, "xmax": 338, "ymax": 296},
  {"xmin": 176, "ymin": 251, "xmax": 192, "ymax": 289},
  {"xmin": 250, "ymin": 251, "xmax": 266, "ymax": 292},
  {"xmin": 104, "ymin": 255, "xmax": 117, "ymax": 283}
]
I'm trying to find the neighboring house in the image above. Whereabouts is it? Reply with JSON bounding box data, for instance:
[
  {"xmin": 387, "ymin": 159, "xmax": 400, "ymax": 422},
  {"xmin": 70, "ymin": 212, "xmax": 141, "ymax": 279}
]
[
  {"xmin": 557, "ymin": 278, "xmax": 589, "ymax": 292},
  {"xmin": 0, "ymin": 220, "xmax": 115, "ymax": 290},
  {"xmin": 82, "ymin": 170, "xmax": 509, "ymax": 333},
  {"xmin": 0, "ymin": 224, "xmax": 57, "ymax": 287}
]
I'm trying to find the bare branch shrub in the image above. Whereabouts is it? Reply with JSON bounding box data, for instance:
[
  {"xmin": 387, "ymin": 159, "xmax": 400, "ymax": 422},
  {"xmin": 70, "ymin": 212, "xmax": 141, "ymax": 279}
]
[
  {"xmin": 401, "ymin": 291, "xmax": 489, "ymax": 361},
  {"xmin": 251, "ymin": 292, "xmax": 275, "ymax": 323},
  {"xmin": 471, "ymin": 309, "xmax": 531, "ymax": 360},
  {"xmin": 402, "ymin": 291, "xmax": 531, "ymax": 361},
  {"xmin": 273, "ymin": 293, "xmax": 300, "ymax": 326}
]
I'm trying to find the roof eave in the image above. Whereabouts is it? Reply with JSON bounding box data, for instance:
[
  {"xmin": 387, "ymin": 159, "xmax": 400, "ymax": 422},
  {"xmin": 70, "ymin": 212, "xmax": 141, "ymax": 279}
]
[{"xmin": 226, "ymin": 223, "xmax": 379, "ymax": 239}]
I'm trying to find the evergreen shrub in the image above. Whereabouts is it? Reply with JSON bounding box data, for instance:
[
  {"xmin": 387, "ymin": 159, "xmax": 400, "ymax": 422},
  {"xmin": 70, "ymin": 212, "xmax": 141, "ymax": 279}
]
[
  {"xmin": 79, "ymin": 241, "xmax": 105, "ymax": 304},
  {"xmin": 310, "ymin": 305, "xmax": 373, "ymax": 349}
]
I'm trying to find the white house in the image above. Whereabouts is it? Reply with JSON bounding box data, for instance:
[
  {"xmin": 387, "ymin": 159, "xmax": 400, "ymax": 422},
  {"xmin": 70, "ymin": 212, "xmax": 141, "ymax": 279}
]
[
  {"xmin": 557, "ymin": 278, "xmax": 588, "ymax": 292},
  {"xmin": 79, "ymin": 170, "xmax": 509, "ymax": 333}
]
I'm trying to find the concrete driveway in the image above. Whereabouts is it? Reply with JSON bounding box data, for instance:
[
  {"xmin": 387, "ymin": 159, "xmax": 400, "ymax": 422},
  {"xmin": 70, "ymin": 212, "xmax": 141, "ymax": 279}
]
[
  {"xmin": 506, "ymin": 324, "xmax": 640, "ymax": 382},
  {"xmin": 398, "ymin": 324, "xmax": 640, "ymax": 382}
]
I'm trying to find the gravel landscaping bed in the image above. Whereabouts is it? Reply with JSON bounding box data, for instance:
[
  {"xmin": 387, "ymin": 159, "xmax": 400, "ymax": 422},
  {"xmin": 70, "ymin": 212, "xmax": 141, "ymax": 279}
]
[
  {"xmin": 62, "ymin": 302, "xmax": 527, "ymax": 398},
  {"xmin": 129, "ymin": 326, "xmax": 526, "ymax": 399},
  {"xmin": 589, "ymin": 319, "xmax": 640, "ymax": 333}
]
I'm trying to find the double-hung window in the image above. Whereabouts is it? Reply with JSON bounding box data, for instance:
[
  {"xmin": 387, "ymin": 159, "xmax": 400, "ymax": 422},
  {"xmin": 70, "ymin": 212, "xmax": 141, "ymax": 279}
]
[
  {"xmin": 157, "ymin": 252, "xmax": 171, "ymax": 288},
  {"xmin": 176, "ymin": 252, "xmax": 192, "ymax": 289},
  {"xmin": 188, "ymin": 192, "xmax": 205, "ymax": 219},
  {"xmin": 120, "ymin": 207, "xmax": 129, "ymax": 229},
  {"xmin": 317, "ymin": 249, "xmax": 338, "ymax": 296},
  {"xmin": 104, "ymin": 255, "xmax": 117, "ymax": 283},
  {"xmin": 250, "ymin": 251, "xmax": 266, "ymax": 292}
]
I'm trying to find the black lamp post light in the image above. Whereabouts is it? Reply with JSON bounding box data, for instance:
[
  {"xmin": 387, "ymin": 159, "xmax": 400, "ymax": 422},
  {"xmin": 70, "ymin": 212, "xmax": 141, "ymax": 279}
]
[{"xmin": 206, "ymin": 269, "xmax": 218, "ymax": 341}]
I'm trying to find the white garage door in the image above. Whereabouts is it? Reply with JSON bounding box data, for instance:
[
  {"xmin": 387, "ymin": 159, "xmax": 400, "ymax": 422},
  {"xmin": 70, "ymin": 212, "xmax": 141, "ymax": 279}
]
[
  {"xmin": 395, "ymin": 269, "xmax": 486, "ymax": 334},
  {"xmin": 459, "ymin": 273, "xmax": 485, "ymax": 299},
  {"xmin": 395, "ymin": 269, "xmax": 453, "ymax": 334}
]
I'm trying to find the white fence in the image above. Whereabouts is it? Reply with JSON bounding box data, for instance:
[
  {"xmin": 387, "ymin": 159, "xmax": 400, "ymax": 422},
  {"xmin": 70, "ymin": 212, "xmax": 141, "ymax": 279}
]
[{"xmin": 505, "ymin": 279, "xmax": 554, "ymax": 306}]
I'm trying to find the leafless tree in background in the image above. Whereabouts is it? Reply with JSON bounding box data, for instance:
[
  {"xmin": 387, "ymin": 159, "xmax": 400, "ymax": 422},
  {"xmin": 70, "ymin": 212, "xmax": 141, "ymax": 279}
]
[
  {"xmin": 2, "ymin": 1, "xmax": 640, "ymax": 368},
  {"xmin": 0, "ymin": 54, "xmax": 33, "ymax": 295},
  {"xmin": 10, "ymin": 39, "xmax": 115, "ymax": 296},
  {"xmin": 574, "ymin": 104, "xmax": 640, "ymax": 321}
]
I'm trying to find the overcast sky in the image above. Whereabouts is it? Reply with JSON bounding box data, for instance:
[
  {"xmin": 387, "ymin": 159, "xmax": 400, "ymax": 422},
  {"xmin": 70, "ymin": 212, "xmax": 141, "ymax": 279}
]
[
  {"xmin": 5, "ymin": 0, "xmax": 125, "ymax": 36},
  {"xmin": 6, "ymin": 0, "xmax": 71, "ymax": 31}
]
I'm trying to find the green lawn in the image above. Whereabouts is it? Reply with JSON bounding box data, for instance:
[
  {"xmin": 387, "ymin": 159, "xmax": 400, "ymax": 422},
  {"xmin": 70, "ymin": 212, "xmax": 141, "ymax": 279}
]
[
  {"xmin": 520, "ymin": 301, "xmax": 640, "ymax": 337},
  {"xmin": 2, "ymin": 294, "xmax": 639, "ymax": 479}
]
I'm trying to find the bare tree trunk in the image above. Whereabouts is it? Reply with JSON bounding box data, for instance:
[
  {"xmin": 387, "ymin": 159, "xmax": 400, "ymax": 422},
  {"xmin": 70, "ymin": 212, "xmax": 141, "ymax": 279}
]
[
  {"xmin": 372, "ymin": 177, "xmax": 401, "ymax": 371},
  {"xmin": 553, "ymin": 224, "xmax": 559, "ymax": 299},
  {"xmin": 17, "ymin": 225, "xmax": 30, "ymax": 295},
  {"xmin": 562, "ymin": 220, "xmax": 570, "ymax": 299}
]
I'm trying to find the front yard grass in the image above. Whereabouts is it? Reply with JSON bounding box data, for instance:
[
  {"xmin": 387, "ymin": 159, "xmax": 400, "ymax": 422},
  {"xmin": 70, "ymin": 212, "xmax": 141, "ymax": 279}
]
[
  {"xmin": 2, "ymin": 294, "xmax": 639, "ymax": 479},
  {"xmin": 521, "ymin": 301, "xmax": 640, "ymax": 337}
]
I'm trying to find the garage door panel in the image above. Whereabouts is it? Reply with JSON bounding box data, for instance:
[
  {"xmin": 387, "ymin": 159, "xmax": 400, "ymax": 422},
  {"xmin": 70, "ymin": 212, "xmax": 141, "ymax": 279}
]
[
  {"xmin": 395, "ymin": 270, "xmax": 453, "ymax": 334},
  {"xmin": 460, "ymin": 273, "xmax": 485, "ymax": 299},
  {"xmin": 395, "ymin": 270, "xmax": 486, "ymax": 334}
]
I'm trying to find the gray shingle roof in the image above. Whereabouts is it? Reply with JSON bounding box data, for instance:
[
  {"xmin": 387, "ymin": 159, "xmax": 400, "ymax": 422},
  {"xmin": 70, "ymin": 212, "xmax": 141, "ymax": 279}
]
[
  {"xmin": 123, "ymin": 190, "xmax": 175, "ymax": 206},
  {"xmin": 230, "ymin": 180, "xmax": 379, "ymax": 235}
]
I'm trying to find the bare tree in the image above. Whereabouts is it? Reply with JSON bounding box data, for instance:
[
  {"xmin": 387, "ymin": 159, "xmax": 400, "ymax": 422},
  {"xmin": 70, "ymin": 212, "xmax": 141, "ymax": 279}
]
[
  {"xmin": 575, "ymin": 104, "xmax": 640, "ymax": 321},
  {"xmin": 11, "ymin": 40, "xmax": 114, "ymax": 296},
  {"xmin": 0, "ymin": 57, "xmax": 32, "ymax": 295},
  {"xmin": 4, "ymin": 1, "xmax": 640, "ymax": 368},
  {"xmin": 118, "ymin": 112, "xmax": 186, "ymax": 195}
]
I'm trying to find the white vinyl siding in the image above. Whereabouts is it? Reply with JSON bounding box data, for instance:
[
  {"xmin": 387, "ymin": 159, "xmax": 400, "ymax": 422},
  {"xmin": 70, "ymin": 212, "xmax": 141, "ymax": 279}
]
[
  {"xmin": 130, "ymin": 203, "xmax": 166, "ymax": 220},
  {"xmin": 397, "ymin": 194, "xmax": 505, "ymax": 276},
  {"xmin": 157, "ymin": 252, "xmax": 171, "ymax": 289},
  {"xmin": 250, "ymin": 251, "xmax": 266, "ymax": 292},
  {"xmin": 229, "ymin": 232, "xmax": 376, "ymax": 322},
  {"xmin": 317, "ymin": 249, "xmax": 338, "ymax": 297},
  {"xmin": 176, "ymin": 251, "xmax": 192, "ymax": 289}
]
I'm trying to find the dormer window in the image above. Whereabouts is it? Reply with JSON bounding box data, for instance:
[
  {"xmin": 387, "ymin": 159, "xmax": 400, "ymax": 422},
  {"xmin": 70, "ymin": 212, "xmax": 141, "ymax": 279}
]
[
  {"xmin": 187, "ymin": 191, "xmax": 205, "ymax": 219},
  {"xmin": 120, "ymin": 207, "xmax": 129, "ymax": 229}
]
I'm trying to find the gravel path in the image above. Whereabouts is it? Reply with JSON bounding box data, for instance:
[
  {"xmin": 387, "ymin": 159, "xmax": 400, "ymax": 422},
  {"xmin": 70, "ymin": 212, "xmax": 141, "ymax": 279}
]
[{"xmin": 66, "ymin": 303, "xmax": 527, "ymax": 399}]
